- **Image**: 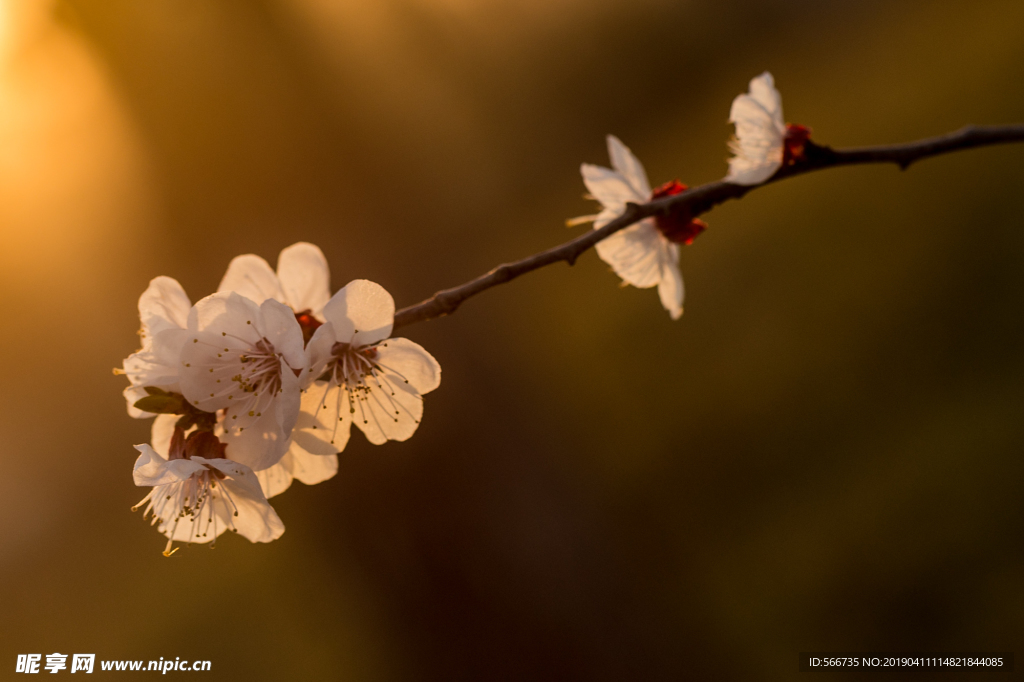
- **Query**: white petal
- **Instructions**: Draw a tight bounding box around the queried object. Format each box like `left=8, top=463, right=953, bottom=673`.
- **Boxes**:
left=322, top=279, right=395, bottom=347
left=594, top=220, right=664, bottom=289
left=178, top=329, right=251, bottom=413
left=299, top=381, right=352, bottom=453
left=745, top=72, right=784, bottom=127
left=138, top=276, right=191, bottom=346
left=121, top=328, right=188, bottom=417
left=217, top=254, right=286, bottom=305
left=606, top=135, right=651, bottom=198
left=123, top=327, right=188, bottom=385
left=276, top=362, right=302, bottom=438
left=187, top=292, right=263, bottom=341
left=352, top=370, right=425, bottom=445
left=198, top=457, right=285, bottom=543
left=726, top=151, right=781, bottom=186
left=726, top=72, right=786, bottom=186
left=150, top=414, right=178, bottom=459
left=303, top=322, right=337, bottom=389
left=657, top=246, right=684, bottom=320
left=259, top=298, right=307, bottom=372
left=286, top=449, right=338, bottom=486
left=265, top=417, right=341, bottom=494
left=219, top=410, right=291, bottom=471
left=277, top=242, right=331, bottom=316
left=132, top=444, right=205, bottom=487
left=374, top=337, right=441, bottom=395
left=256, top=454, right=295, bottom=499
left=580, top=164, right=646, bottom=218
left=253, top=392, right=345, bottom=498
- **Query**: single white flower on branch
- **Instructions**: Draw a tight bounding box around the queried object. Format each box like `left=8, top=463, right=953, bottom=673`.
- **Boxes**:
left=576, top=135, right=707, bottom=320
left=726, top=71, right=811, bottom=185
left=303, top=279, right=441, bottom=450
left=132, top=416, right=283, bottom=556
left=179, top=292, right=307, bottom=471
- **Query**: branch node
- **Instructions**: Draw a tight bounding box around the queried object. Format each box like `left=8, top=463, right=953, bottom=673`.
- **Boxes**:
left=494, top=264, right=513, bottom=283
left=436, top=293, right=461, bottom=315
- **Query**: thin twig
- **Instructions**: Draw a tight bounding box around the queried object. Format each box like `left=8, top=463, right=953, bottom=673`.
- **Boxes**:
left=393, top=124, right=1024, bottom=330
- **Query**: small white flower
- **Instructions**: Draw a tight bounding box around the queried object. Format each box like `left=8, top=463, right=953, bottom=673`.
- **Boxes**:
left=302, top=280, right=441, bottom=450
left=179, top=292, right=307, bottom=471
left=578, top=135, right=706, bottom=320
left=217, top=242, right=340, bottom=495
left=132, top=419, right=284, bottom=555
left=726, top=71, right=810, bottom=186
left=120, top=277, right=192, bottom=418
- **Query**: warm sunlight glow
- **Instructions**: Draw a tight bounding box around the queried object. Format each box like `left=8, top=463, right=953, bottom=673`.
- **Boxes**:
left=0, top=0, right=155, bottom=296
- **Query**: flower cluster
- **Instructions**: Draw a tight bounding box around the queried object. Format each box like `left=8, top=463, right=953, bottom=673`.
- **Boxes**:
left=119, top=243, right=441, bottom=554
left=574, top=71, right=809, bottom=318
left=119, top=72, right=805, bottom=554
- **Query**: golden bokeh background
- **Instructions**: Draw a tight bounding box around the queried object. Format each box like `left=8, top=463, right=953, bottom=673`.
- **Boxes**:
left=1, top=0, right=1023, bottom=679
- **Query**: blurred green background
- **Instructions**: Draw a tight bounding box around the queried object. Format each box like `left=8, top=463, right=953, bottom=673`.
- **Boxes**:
left=1, top=0, right=1023, bottom=679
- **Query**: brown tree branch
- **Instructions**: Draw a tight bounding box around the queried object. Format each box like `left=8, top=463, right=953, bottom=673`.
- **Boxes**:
left=392, top=124, right=1024, bottom=330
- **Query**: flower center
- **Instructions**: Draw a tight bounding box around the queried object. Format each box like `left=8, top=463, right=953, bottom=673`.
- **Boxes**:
left=783, top=124, right=811, bottom=166
left=232, top=339, right=282, bottom=396
left=294, top=310, right=322, bottom=346
left=651, top=180, right=708, bottom=245
left=132, top=460, right=240, bottom=556
left=328, top=342, right=379, bottom=389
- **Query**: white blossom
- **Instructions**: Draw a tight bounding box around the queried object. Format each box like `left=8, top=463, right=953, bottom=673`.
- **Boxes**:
left=578, top=135, right=706, bottom=320
left=302, top=280, right=441, bottom=450
left=178, top=292, right=307, bottom=471
left=726, top=71, right=810, bottom=186
left=218, top=241, right=331, bottom=333
left=132, top=417, right=283, bottom=555
left=216, top=242, right=341, bottom=494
